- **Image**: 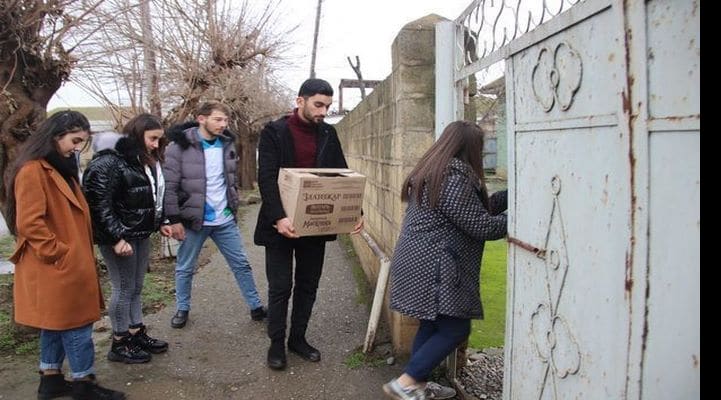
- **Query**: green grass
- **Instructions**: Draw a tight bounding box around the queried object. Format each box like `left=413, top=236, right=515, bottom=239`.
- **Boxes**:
left=0, top=310, right=39, bottom=355
left=338, top=235, right=373, bottom=308
left=0, top=235, right=16, bottom=259
left=0, top=324, right=16, bottom=353
left=468, top=239, right=507, bottom=350
left=141, top=273, right=174, bottom=313
left=343, top=347, right=387, bottom=369
left=14, top=337, right=39, bottom=355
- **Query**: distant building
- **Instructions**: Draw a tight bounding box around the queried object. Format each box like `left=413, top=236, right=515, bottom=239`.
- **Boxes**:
left=478, top=76, right=507, bottom=177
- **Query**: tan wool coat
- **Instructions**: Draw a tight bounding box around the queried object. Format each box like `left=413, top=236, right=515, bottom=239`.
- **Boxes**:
left=9, top=159, right=104, bottom=330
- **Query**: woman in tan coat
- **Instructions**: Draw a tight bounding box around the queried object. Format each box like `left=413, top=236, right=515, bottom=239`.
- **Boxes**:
left=5, top=111, right=125, bottom=400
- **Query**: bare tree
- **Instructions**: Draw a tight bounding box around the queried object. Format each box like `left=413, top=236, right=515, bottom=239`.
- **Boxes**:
left=141, top=0, right=160, bottom=116
left=68, top=0, right=294, bottom=188
left=0, top=0, right=292, bottom=198
left=158, top=0, right=293, bottom=189
left=346, top=55, right=366, bottom=99
left=0, top=0, right=108, bottom=206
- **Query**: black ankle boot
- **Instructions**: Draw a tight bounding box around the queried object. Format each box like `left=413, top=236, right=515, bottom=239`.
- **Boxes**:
left=288, top=337, right=321, bottom=362
left=267, top=340, right=287, bottom=370
left=107, top=334, right=151, bottom=364
left=131, top=325, right=168, bottom=354
left=72, top=376, right=126, bottom=400
left=37, top=372, right=72, bottom=400
left=250, top=306, right=267, bottom=321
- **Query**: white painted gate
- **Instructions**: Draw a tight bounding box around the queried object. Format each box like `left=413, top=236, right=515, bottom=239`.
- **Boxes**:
left=436, top=0, right=700, bottom=398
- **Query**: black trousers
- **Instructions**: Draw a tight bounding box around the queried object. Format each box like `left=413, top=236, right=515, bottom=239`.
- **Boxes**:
left=265, top=237, right=326, bottom=342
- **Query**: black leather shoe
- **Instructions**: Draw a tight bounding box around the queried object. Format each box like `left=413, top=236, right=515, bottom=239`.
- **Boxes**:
left=72, top=375, right=126, bottom=400
left=267, top=342, right=287, bottom=370
left=288, top=338, right=321, bottom=362
left=170, top=310, right=188, bottom=329
left=250, top=306, right=267, bottom=321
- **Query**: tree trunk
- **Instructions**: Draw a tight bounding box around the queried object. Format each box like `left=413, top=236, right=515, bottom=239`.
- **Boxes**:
left=234, top=123, right=258, bottom=190
left=141, top=0, right=161, bottom=116
left=0, top=55, right=65, bottom=208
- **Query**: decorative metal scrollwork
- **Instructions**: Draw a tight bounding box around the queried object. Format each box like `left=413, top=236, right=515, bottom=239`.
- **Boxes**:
left=532, top=42, right=583, bottom=112
left=456, top=0, right=583, bottom=63
left=511, top=176, right=581, bottom=399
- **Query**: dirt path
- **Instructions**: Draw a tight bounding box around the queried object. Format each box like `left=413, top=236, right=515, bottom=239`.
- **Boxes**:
left=0, top=202, right=404, bottom=400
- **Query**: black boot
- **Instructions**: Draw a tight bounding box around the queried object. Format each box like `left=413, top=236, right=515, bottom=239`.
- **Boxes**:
left=130, top=325, right=168, bottom=354
left=72, top=376, right=126, bottom=400
left=37, top=372, right=72, bottom=400
left=170, top=310, right=188, bottom=328
left=287, top=336, right=321, bottom=362
left=250, top=306, right=267, bottom=321
left=267, top=340, right=287, bottom=370
left=107, top=334, right=151, bottom=364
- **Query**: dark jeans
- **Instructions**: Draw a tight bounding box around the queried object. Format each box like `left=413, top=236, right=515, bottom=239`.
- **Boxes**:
left=405, top=315, right=471, bottom=381
left=265, top=237, right=326, bottom=343
left=99, top=238, right=150, bottom=335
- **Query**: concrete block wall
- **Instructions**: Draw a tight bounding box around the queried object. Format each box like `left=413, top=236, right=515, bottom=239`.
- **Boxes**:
left=335, top=14, right=445, bottom=355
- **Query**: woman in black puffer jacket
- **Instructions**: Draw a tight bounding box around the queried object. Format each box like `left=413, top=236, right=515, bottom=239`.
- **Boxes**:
left=83, top=113, right=172, bottom=365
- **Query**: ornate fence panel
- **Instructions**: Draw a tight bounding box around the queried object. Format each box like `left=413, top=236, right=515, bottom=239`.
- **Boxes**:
left=436, top=0, right=699, bottom=398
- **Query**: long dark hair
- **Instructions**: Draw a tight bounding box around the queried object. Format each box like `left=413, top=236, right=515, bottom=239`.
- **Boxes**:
left=401, top=120, right=489, bottom=209
left=121, top=113, right=167, bottom=164
left=4, top=110, right=90, bottom=235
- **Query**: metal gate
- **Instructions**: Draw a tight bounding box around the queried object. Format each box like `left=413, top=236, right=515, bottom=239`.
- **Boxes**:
left=436, top=0, right=700, bottom=398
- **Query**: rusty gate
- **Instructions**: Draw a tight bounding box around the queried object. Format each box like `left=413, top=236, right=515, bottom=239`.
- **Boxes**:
left=435, top=0, right=700, bottom=398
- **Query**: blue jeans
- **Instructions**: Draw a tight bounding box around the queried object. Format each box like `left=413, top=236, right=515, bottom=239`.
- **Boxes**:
left=404, top=315, right=471, bottom=381
left=40, top=324, right=95, bottom=379
left=175, top=220, right=262, bottom=312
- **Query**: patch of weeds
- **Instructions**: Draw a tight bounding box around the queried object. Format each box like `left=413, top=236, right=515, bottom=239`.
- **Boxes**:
left=141, top=273, right=174, bottom=314
left=0, top=274, right=12, bottom=298
left=0, top=234, right=16, bottom=259
left=0, top=329, right=16, bottom=353
left=14, top=336, right=39, bottom=355
left=338, top=235, right=373, bottom=308
left=343, top=347, right=387, bottom=369
left=0, top=310, right=39, bottom=355
left=0, top=310, right=14, bottom=352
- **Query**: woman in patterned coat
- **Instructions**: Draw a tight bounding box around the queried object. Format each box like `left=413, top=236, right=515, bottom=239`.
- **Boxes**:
left=383, top=121, right=508, bottom=400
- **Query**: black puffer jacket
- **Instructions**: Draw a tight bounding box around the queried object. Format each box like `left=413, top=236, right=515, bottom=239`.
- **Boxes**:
left=83, top=136, right=161, bottom=245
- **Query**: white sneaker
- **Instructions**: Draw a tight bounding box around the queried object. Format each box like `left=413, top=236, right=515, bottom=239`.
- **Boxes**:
left=424, top=381, right=456, bottom=399
left=383, top=378, right=427, bottom=400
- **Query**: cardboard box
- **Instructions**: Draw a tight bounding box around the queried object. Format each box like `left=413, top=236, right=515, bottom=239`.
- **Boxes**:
left=278, top=168, right=366, bottom=236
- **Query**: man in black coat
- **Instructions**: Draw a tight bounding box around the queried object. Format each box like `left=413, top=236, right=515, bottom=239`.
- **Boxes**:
left=254, top=78, right=363, bottom=370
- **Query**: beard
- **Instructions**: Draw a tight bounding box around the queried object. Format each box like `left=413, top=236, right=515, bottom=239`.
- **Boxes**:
left=200, top=121, right=222, bottom=137
left=301, top=107, right=323, bottom=124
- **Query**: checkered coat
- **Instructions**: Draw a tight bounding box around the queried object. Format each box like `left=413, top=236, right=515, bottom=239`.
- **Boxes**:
left=389, top=158, right=507, bottom=320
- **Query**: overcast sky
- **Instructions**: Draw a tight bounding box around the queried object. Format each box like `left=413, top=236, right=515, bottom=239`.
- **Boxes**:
left=48, top=0, right=473, bottom=111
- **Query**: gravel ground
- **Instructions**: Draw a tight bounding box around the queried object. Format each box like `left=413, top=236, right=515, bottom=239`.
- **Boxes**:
left=456, top=349, right=504, bottom=400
